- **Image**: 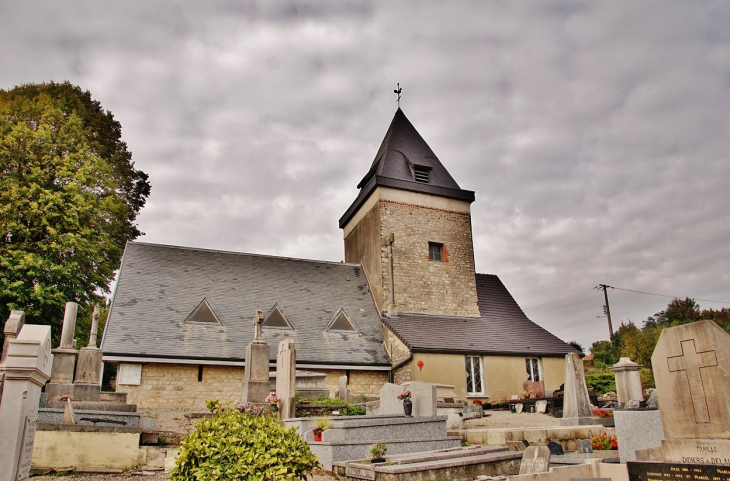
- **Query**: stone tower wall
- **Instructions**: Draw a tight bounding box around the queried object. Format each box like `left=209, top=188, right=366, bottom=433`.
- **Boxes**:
left=380, top=199, right=480, bottom=317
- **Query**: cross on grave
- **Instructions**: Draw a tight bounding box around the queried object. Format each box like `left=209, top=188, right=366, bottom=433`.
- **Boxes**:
left=667, top=339, right=718, bottom=424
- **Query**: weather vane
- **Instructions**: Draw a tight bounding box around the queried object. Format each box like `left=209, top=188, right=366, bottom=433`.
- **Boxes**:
left=394, top=83, right=402, bottom=107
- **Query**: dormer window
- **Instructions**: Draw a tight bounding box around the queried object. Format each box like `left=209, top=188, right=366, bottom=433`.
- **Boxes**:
left=325, top=308, right=359, bottom=333
left=183, top=298, right=221, bottom=324
left=413, top=165, right=430, bottom=183
left=263, top=304, right=293, bottom=329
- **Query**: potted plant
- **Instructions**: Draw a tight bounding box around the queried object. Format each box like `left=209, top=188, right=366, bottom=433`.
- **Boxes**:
left=397, top=390, right=412, bottom=417
left=312, top=418, right=331, bottom=442
left=370, top=442, right=387, bottom=463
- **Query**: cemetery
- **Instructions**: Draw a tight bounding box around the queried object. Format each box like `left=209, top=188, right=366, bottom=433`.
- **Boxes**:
left=2, top=304, right=730, bottom=481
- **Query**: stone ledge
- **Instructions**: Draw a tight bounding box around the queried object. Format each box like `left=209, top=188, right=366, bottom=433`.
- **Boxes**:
left=37, top=423, right=142, bottom=434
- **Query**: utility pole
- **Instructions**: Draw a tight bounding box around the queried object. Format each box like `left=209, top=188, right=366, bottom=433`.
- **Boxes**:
left=598, top=284, right=614, bottom=339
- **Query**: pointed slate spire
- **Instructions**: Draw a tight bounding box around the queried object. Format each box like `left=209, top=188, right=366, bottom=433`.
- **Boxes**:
left=340, top=108, right=474, bottom=228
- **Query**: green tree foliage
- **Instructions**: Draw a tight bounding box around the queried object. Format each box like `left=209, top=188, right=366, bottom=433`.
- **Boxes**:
left=584, top=373, right=616, bottom=396
left=568, top=341, right=584, bottom=353
left=0, top=82, right=149, bottom=345
left=171, top=405, right=319, bottom=480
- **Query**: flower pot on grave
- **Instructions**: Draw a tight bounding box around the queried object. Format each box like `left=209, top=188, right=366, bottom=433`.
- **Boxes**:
left=313, top=428, right=323, bottom=442
left=403, top=399, right=413, bottom=417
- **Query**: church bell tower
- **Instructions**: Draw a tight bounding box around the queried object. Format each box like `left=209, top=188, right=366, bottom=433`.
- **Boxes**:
left=339, top=109, right=480, bottom=318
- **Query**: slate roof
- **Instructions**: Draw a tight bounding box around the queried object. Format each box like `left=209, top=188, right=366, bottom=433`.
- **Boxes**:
left=382, top=274, right=579, bottom=357
left=101, top=242, right=390, bottom=367
left=339, top=108, right=475, bottom=228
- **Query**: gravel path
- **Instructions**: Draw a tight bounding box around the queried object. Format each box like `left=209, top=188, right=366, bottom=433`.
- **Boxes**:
left=464, top=410, right=561, bottom=429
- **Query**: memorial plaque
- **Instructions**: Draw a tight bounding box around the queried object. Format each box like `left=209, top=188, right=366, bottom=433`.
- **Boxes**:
left=16, top=416, right=36, bottom=480
left=628, top=461, right=730, bottom=481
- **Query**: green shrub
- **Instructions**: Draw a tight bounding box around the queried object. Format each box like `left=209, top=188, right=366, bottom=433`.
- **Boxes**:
left=171, top=405, right=319, bottom=480
left=345, top=404, right=366, bottom=416
left=585, top=373, right=616, bottom=396
left=308, top=396, right=346, bottom=406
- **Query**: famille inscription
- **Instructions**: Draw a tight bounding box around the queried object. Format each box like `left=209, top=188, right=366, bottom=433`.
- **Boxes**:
left=681, top=444, right=730, bottom=466
left=628, top=462, right=730, bottom=481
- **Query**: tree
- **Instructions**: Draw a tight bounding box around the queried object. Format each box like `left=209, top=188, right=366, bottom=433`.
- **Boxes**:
left=0, top=82, right=150, bottom=345
left=645, top=297, right=701, bottom=328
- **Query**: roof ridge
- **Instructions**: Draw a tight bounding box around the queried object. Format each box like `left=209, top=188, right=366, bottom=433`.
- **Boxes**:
left=127, top=241, right=361, bottom=268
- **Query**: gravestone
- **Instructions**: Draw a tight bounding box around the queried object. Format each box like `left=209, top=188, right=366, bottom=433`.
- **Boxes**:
left=370, top=383, right=406, bottom=416
left=0, top=324, right=53, bottom=481
left=519, top=446, right=551, bottom=475
left=1, top=310, right=25, bottom=366
left=338, top=375, right=349, bottom=402
left=45, top=302, right=79, bottom=401
left=561, top=352, right=599, bottom=426
left=610, top=357, right=644, bottom=406
left=632, top=320, right=730, bottom=477
left=535, top=400, right=548, bottom=413
left=407, top=381, right=437, bottom=417
left=241, top=310, right=271, bottom=404
left=275, top=338, right=296, bottom=420
left=74, top=305, right=103, bottom=401
left=577, top=439, right=593, bottom=453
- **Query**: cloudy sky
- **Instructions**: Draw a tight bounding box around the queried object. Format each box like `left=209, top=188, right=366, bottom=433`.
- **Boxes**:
left=3, top=1, right=729, bottom=351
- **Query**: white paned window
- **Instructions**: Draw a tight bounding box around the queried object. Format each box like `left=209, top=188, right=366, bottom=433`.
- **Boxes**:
left=118, top=363, right=142, bottom=385
left=526, top=358, right=542, bottom=382
left=465, top=355, right=484, bottom=395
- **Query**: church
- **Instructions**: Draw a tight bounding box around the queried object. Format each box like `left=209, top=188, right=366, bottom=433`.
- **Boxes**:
left=100, top=108, right=577, bottom=408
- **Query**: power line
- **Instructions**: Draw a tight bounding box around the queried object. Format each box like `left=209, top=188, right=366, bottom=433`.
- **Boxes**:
left=523, top=288, right=598, bottom=311
left=612, top=287, right=730, bottom=304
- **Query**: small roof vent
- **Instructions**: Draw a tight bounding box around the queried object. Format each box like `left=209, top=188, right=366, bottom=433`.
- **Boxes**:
left=325, top=308, right=359, bottom=333
left=183, top=298, right=221, bottom=324
left=263, top=304, right=294, bottom=329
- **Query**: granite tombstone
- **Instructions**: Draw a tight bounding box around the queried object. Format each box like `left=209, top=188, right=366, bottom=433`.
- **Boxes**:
left=632, top=321, right=730, bottom=478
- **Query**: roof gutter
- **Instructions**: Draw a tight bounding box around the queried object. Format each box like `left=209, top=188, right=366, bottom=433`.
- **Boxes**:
left=102, top=354, right=392, bottom=370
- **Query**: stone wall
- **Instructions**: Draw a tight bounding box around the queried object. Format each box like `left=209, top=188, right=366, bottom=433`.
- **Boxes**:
left=379, top=199, right=480, bottom=317
left=393, top=362, right=412, bottom=385
left=383, top=325, right=411, bottom=365
left=308, top=368, right=388, bottom=398
left=349, top=370, right=388, bottom=397
left=343, top=204, right=383, bottom=310
left=116, top=364, right=245, bottom=408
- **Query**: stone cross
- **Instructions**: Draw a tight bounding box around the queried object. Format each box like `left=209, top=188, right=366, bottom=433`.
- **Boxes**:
left=253, top=309, right=264, bottom=342
left=0, top=324, right=53, bottom=481
left=88, top=304, right=101, bottom=347
left=275, top=339, right=296, bottom=420
left=667, top=339, right=717, bottom=423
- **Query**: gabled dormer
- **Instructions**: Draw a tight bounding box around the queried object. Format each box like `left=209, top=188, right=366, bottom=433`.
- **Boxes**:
left=183, top=298, right=221, bottom=324
left=263, top=304, right=294, bottom=329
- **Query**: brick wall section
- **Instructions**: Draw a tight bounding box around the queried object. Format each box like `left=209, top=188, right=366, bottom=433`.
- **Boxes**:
left=344, top=205, right=384, bottom=311
left=118, top=364, right=389, bottom=407
left=308, top=368, right=388, bottom=398
left=117, top=364, right=245, bottom=408
left=393, top=363, right=412, bottom=385
left=349, top=370, right=388, bottom=397
left=379, top=200, right=480, bottom=317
